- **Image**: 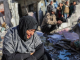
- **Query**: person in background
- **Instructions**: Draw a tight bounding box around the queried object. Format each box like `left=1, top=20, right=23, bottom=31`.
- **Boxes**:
left=56, top=3, right=67, bottom=22
left=47, top=1, right=53, bottom=14
left=61, top=3, right=65, bottom=17
left=57, top=3, right=62, bottom=19
left=73, top=1, right=77, bottom=13
left=62, top=1, right=69, bottom=19
left=41, top=9, right=62, bottom=36
left=69, top=3, right=73, bottom=17
left=2, top=16, right=52, bottom=60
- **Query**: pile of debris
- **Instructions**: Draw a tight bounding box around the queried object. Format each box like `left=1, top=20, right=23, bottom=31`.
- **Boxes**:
left=36, top=28, right=80, bottom=60
left=0, top=22, right=8, bottom=60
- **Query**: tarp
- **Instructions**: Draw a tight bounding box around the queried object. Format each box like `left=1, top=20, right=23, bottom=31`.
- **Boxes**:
left=63, top=32, right=79, bottom=42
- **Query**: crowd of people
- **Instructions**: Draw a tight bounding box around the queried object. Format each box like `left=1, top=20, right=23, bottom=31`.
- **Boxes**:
left=41, top=1, right=77, bottom=36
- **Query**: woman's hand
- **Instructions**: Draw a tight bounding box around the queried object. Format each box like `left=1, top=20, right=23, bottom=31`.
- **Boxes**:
left=30, top=52, right=35, bottom=55
left=67, top=14, right=69, bottom=17
left=57, top=20, right=62, bottom=24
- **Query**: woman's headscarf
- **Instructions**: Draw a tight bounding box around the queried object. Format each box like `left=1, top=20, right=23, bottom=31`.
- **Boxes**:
left=18, top=16, right=38, bottom=41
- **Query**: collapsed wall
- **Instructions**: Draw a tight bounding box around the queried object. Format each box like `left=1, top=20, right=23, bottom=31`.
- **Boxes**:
left=4, top=0, right=41, bottom=27
left=56, top=3, right=80, bottom=32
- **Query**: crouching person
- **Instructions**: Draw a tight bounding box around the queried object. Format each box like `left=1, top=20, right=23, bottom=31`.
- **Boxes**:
left=2, top=16, right=52, bottom=60
left=41, top=9, right=62, bottom=35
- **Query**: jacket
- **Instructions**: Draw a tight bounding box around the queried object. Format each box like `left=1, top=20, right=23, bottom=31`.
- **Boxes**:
left=41, top=13, right=57, bottom=27
left=47, top=4, right=53, bottom=13
left=2, top=27, right=44, bottom=60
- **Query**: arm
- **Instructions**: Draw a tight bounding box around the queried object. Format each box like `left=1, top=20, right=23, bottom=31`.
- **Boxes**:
left=47, top=5, right=49, bottom=12
left=33, top=43, right=44, bottom=60
left=2, top=53, right=30, bottom=60
left=2, top=30, right=30, bottom=60
left=33, top=33, right=44, bottom=60
left=73, top=5, right=76, bottom=13
left=62, top=5, right=65, bottom=16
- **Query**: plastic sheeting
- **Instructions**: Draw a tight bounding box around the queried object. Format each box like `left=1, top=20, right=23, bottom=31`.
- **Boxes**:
left=63, top=32, right=79, bottom=42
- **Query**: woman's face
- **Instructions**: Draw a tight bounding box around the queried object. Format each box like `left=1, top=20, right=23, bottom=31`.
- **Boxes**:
left=59, top=3, right=62, bottom=7
left=26, top=29, right=35, bottom=39
left=51, top=11, right=55, bottom=14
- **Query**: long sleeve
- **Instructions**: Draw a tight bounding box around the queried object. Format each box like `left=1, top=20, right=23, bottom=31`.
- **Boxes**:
left=33, top=33, right=44, bottom=60
left=2, top=30, right=30, bottom=60
left=47, top=5, right=50, bottom=12
left=47, top=5, right=53, bottom=13
left=73, top=5, right=76, bottom=13
left=2, top=53, right=30, bottom=60
left=33, top=43, right=44, bottom=60
left=62, top=5, right=65, bottom=15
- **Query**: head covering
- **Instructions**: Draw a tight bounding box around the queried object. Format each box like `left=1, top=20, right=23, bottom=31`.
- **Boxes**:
left=18, top=16, right=38, bottom=41
left=51, top=8, right=56, bottom=13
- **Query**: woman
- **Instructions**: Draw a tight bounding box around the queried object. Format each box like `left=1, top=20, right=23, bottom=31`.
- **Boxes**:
left=57, top=3, right=62, bottom=18
left=2, top=16, right=52, bottom=60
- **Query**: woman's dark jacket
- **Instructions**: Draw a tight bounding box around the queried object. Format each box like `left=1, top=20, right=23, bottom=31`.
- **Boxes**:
left=2, top=27, right=44, bottom=60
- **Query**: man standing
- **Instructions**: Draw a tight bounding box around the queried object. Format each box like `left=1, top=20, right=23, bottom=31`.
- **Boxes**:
left=73, top=1, right=76, bottom=13
left=47, top=1, right=54, bottom=14
left=62, top=1, right=69, bottom=19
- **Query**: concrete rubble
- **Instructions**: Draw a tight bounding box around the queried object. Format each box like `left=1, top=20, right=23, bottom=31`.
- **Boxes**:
left=36, top=30, right=80, bottom=60
left=0, top=26, right=7, bottom=60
